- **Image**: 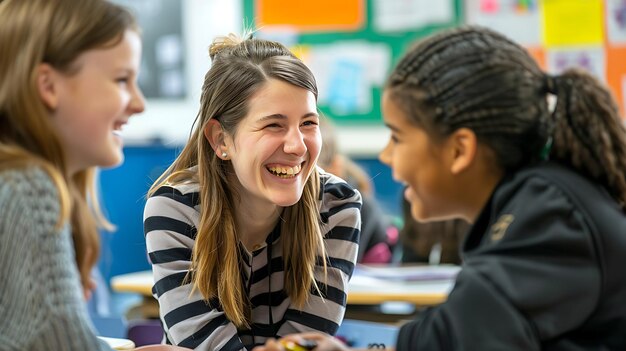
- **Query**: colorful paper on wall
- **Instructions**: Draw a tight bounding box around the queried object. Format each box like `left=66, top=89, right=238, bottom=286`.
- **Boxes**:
left=373, top=0, right=454, bottom=32
left=606, top=0, right=626, bottom=46
left=541, top=0, right=604, bottom=46
left=606, top=46, right=626, bottom=115
left=526, top=46, right=547, bottom=69
left=547, top=46, right=605, bottom=82
left=302, top=41, right=391, bottom=115
left=466, top=0, right=541, bottom=45
left=256, top=0, right=364, bottom=32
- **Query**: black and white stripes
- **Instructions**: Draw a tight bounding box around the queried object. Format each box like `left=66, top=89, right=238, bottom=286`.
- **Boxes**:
left=144, top=169, right=361, bottom=350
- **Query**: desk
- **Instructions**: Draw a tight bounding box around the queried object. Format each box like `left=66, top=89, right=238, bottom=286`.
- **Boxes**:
left=111, top=271, right=159, bottom=319
left=111, top=270, right=154, bottom=296
left=98, top=336, right=135, bottom=350
left=348, top=264, right=458, bottom=306
left=348, top=275, right=454, bottom=305
left=111, top=265, right=457, bottom=307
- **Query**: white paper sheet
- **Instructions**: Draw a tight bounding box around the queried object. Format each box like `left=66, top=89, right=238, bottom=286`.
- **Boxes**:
left=547, top=46, right=606, bottom=82
left=373, top=0, right=454, bottom=32
left=466, top=0, right=541, bottom=46
left=606, top=0, right=626, bottom=46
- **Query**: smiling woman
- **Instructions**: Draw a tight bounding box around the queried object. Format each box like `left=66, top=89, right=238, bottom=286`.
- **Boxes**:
left=206, top=78, right=321, bottom=210
left=144, top=34, right=362, bottom=350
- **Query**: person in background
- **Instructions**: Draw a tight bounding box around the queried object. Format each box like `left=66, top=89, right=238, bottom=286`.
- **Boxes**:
left=144, top=34, right=361, bottom=350
left=256, top=25, right=626, bottom=350
left=399, top=194, right=468, bottom=265
left=0, top=0, right=188, bottom=350
left=318, top=118, right=396, bottom=263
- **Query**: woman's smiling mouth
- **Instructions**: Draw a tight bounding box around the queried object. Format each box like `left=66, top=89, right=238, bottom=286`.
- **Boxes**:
left=266, top=163, right=303, bottom=178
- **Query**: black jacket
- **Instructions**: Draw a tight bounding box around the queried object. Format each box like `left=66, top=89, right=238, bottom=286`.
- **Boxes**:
left=396, top=162, right=626, bottom=350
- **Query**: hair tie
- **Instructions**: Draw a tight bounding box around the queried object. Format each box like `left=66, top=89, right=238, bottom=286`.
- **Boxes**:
left=543, top=74, right=558, bottom=95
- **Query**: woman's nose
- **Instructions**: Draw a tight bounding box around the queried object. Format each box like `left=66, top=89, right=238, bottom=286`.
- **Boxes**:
left=283, top=129, right=306, bottom=156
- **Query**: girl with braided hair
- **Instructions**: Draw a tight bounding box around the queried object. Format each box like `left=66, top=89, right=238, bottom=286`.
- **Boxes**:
left=256, top=25, right=626, bottom=351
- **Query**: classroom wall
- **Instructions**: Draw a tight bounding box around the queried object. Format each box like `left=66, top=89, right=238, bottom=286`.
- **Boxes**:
left=118, top=0, right=240, bottom=145
left=119, top=0, right=626, bottom=148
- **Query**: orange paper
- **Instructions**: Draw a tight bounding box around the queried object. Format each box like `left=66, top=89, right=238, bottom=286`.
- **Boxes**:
left=606, top=46, right=626, bottom=117
left=256, top=0, right=364, bottom=32
left=526, top=46, right=546, bottom=70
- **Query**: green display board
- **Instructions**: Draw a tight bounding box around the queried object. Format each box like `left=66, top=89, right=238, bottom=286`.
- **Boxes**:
left=243, top=0, right=463, bottom=125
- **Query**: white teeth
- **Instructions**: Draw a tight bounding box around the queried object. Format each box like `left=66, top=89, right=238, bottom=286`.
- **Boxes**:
left=112, top=131, right=122, bottom=137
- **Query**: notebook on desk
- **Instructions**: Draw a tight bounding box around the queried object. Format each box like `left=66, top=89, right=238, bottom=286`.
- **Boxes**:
left=353, top=264, right=461, bottom=282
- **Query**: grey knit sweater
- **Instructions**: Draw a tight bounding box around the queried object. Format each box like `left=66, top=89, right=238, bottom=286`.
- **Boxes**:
left=0, top=167, right=111, bottom=350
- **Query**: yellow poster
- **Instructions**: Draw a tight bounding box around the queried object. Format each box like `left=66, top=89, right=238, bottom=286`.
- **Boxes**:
left=541, top=0, right=604, bottom=46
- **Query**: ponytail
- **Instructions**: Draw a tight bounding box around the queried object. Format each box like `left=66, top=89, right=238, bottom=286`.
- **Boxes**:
left=549, top=69, right=626, bottom=211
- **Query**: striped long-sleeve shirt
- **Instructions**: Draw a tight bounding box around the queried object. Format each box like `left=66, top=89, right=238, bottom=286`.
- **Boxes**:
left=144, top=169, right=361, bottom=351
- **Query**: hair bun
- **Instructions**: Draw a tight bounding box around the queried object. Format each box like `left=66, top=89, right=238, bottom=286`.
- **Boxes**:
left=208, top=33, right=243, bottom=60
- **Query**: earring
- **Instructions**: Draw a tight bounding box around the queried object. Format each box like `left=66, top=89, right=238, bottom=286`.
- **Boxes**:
left=221, top=152, right=227, bottom=158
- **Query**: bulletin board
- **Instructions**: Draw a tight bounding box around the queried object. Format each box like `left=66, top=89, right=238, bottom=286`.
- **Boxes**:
left=245, top=0, right=626, bottom=122
left=243, top=0, right=463, bottom=125
left=466, top=0, right=626, bottom=117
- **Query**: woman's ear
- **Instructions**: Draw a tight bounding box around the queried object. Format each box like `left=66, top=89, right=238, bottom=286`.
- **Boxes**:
left=448, top=128, right=477, bottom=175
left=37, top=63, right=59, bottom=110
left=204, top=119, right=229, bottom=159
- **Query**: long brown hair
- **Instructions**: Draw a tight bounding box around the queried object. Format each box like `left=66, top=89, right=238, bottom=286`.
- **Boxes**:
left=0, top=0, right=138, bottom=289
left=387, top=26, right=626, bottom=211
left=149, top=34, right=327, bottom=328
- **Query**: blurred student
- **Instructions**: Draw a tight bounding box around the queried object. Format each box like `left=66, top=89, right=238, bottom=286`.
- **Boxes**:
left=0, top=0, right=189, bottom=350
left=144, top=34, right=361, bottom=350
left=318, top=118, right=395, bottom=263
left=399, top=193, right=468, bottom=265
left=255, top=25, right=626, bottom=350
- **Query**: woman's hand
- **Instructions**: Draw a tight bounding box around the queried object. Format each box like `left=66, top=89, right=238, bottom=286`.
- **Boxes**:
left=253, top=332, right=352, bottom=351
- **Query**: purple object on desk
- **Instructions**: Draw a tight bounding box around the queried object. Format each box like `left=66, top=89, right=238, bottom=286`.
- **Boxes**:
left=127, top=319, right=163, bottom=346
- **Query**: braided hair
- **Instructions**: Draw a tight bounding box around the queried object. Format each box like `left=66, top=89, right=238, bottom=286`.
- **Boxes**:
left=387, top=26, right=626, bottom=211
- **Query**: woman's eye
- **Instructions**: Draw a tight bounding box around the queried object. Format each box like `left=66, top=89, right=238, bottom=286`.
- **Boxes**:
left=116, top=77, right=129, bottom=85
left=302, top=120, right=318, bottom=127
left=265, top=123, right=281, bottom=129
